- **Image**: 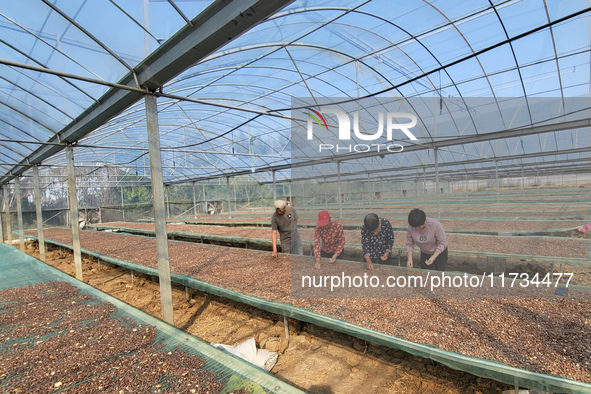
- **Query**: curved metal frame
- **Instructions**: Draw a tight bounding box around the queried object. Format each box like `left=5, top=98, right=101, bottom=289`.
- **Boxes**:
left=0, top=0, right=589, bottom=186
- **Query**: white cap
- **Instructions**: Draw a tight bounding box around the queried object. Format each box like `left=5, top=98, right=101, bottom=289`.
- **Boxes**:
left=274, top=200, right=286, bottom=209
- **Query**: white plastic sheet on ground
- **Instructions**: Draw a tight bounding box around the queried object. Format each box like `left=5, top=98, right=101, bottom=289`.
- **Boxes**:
left=211, top=338, right=278, bottom=372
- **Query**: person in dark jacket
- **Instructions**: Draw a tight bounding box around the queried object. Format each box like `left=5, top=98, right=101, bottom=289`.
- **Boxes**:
left=361, top=213, right=394, bottom=271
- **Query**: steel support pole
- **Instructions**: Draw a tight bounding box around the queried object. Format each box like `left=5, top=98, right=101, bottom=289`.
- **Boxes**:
left=301, top=182, right=305, bottom=206
left=434, top=148, right=441, bottom=219
left=121, top=186, right=126, bottom=222
left=521, top=166, right=525, bottom=198
left=33, top=166, right=46, bottom=262
left=465, top=172, right=468, bottom=197
left=4, top=186, right=12, bottom=245
left=0, top=189, right=4, bottom=244
left=284, top=315, right=290, bottom=339
left=145, top=94, right=174, bottom=325
left=272, top=171, right=276, bottom=202
left=14, top=177, right=25, bottom=251
left=66, top=146, right=83, bottom=280
left=337, top=161, right=342, bottom=219
left=65, top=188, right=70, bottom=228
left=495, top=160, right=500, bottom=203
left=192, top=181, right=197, bottom=218
left=226, top=176, right=232, bottom=218
left=202, top=184, right=207, bottom=214
left=368, top=173, right=372, bottom=207
left=165, top=185, right=170, bottom=219
left=422, top=168, right=426, bottom=198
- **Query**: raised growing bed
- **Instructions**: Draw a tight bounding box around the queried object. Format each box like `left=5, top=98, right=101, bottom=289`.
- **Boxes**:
left=162, top=216, right=588, bottom=232
left=0, top=244, right=302, bottom=394
left=25, top=228, right=591, bottom=389
left=97, top=221, right=590, bottom=259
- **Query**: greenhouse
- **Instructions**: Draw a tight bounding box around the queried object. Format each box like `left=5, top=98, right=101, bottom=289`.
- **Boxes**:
left=1, top=0, right=590, bottom=393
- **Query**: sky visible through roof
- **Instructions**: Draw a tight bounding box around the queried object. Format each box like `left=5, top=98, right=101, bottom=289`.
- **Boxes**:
left=0, top=0, right=589, bottom=187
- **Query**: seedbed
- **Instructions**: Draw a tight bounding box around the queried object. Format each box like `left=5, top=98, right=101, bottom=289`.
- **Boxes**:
left=26, top=228, right=591, bottom=386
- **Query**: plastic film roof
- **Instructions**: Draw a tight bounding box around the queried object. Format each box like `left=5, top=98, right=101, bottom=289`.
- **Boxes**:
left=0, top=0, right=590, bottom=186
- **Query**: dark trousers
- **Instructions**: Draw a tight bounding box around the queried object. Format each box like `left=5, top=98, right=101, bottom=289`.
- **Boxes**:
left=420, top=248, right=448, bottom=271
left=321, top=250, right=342, bottom=259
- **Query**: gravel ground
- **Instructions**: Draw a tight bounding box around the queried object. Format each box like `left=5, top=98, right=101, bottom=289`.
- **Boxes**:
left=25, top=228, right=591, bottom=384
left=102, top=221, right=590, bottom=259
left=0, top=281, right=249, bottom=393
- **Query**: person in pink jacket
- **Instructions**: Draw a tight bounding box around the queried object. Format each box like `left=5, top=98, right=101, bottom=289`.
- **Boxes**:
left=406, top=208, right=448, bottom=271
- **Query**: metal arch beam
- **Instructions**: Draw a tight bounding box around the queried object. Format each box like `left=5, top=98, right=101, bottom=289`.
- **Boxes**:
left=0, top=0, right=295, bottom=186
left=292, top=117, right=591, bottom=166
left=61, top=17, right=486, bottom=163
left=0, top=100, right=57, bottom=137
left=162, top=2, right=371, bottom=113
left=149, top=3, right=377, bottom=149
left=271, top=6, right=484, bottom=146
left=0, top=38, right=96, bottom=103
left=41, top=0, right=133, bottom=71
left=388, top=159, right=591, bottom=182
left=165, top=117, right=591, bottom=185
left=135, top=0, right=293, bottom=92
left=282, top=147, right=591, bottom=184
left=285, top=7, right=591, bottom=112
left=286, top=158, right=591, bottom=185
left=0, top=75, right=73, bottom=121
left=425, top=119, right=591, bottom=151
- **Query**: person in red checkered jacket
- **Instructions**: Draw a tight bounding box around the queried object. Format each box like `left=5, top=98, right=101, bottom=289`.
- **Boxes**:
left=313, top=211, right=345, bottom=269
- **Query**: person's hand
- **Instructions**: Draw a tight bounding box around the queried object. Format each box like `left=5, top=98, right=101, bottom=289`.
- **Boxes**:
left=314, top=259, right=321, bottom=269
left=271, top=250, right=278, bottom=258
left=425, top=256, right=435, bottom=265
left=365, top=255, right=374, bottom=271
left=380, top=251, right=390, bottom=261
left=329, top=254, right=337, bottom=264
left=407, top=257, right=413, bottom=268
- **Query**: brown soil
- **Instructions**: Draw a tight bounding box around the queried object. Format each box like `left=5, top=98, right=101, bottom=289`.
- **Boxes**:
left=102, top=221, right=590, bottom=259
left=21, top=228, right=591, bottom=383
left=23, top=240, right=513, bottom=394
left=0, top=281, right=239, bottom=393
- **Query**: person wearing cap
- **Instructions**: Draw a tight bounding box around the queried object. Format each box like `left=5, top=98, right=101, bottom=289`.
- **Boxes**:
left=406, top=208, right=448, bottom=271
left=313, top=211, right=345, bottom=269
left=361, top=213, right=394, bottom=271
left=271, top=200, right=303, bottom=257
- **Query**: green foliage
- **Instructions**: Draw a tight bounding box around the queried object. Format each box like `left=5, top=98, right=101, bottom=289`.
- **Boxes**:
left=123, top=186, right=151, bottom=204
